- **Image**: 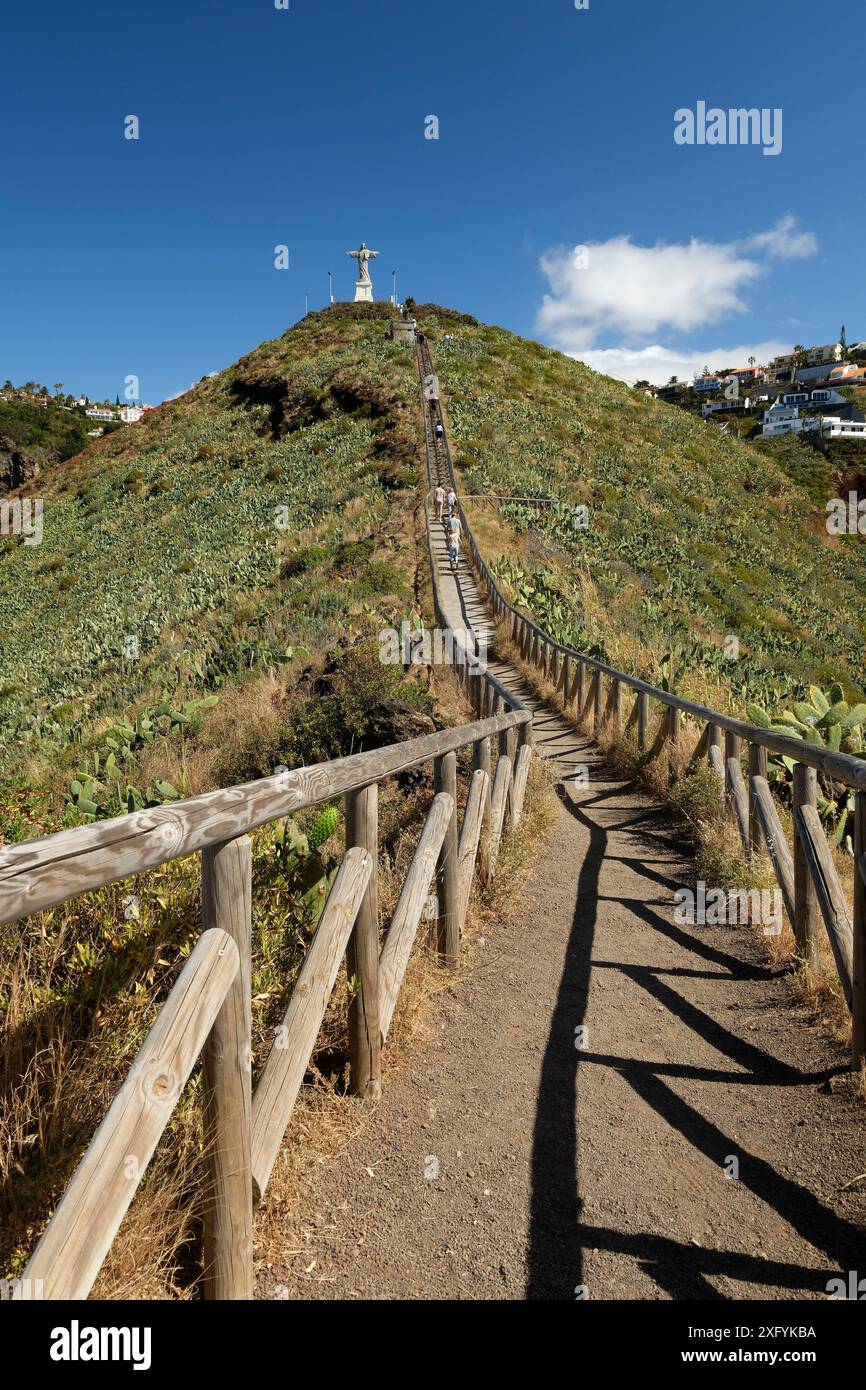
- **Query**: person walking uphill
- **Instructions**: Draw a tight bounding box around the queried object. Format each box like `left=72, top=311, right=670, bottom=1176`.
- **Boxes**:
left=434, top=484, right=445, bottom=522
left=447, top=512, right=462, bottom=570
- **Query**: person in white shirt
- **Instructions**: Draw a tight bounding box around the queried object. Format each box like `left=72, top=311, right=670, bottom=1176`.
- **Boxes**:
left=434, top=484, right=445, bottom=521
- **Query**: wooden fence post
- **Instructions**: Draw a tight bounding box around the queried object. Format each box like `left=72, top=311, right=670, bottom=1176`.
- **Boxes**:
left=611, top=679, right=622, bottom=739
left=793, top=764, right=821, bottom=971
left=667, top=706, right=680, bottom=780
left=725, top=731, right=742, bottom=820
left=593, top=671, right=604, bottom=735
left=201, top=836, right=253, bottom=1300
left=473, top=736, right=492, bottom=884
left=852, top=792, right=866, bottom=1067
left=637, top=692, right=649, bottom=754
left=748, top=744, right=768, bottom=858
left=345, top=785, right=382, bottom=1099
left=577, top=661, right=586, bottom=715
left=434, top=751, right=460, bottom=965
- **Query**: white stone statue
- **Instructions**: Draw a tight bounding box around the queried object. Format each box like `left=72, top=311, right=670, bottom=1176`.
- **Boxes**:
left=348, top=242, right=380, bottom=302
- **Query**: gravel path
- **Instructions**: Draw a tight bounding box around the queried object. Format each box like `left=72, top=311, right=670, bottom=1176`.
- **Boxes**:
left=256, top=524, right=865, bottom=1301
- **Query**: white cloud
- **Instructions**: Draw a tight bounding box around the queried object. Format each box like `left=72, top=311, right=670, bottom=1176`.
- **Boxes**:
left=535, top=217, right=817, bottom=376
left=538, top=236, right=762, bottom=348
left=743, top=214, right=818, bottom=261
left=575, top=340, right=795, bottom=387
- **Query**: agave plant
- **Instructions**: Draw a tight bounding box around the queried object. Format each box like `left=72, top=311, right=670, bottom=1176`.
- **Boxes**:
left=747, top=684, right=866, bottom=852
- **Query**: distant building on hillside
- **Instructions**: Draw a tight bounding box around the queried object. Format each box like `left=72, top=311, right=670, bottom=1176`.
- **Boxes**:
left=761, top=402, right=817, bottom=437
left=701, top=398, right=749, bottom=416
left=768, top=342, right=843, bottom=381
left=829, top=363, right=866, bottom=384
left=822, top=416, right=866, bottom=438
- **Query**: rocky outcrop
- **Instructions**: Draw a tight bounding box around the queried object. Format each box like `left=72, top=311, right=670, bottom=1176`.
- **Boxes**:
left=0, top=436, right=40, bottom=493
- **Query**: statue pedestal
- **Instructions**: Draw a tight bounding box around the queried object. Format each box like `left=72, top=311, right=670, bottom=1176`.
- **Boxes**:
left=354, top=281, right=374, bottom=303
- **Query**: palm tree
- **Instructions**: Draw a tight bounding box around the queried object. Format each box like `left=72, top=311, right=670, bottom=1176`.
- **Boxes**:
left=54, top=382, right=64, bottom=397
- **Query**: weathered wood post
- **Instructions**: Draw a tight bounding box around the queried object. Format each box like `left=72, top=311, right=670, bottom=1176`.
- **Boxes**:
left=637, top=691, right=649, bottom=754
left=724, top=731, right=742, bottom=820
left=593, top=670, right=604, bottom=736
left=667, top=706, right=680, bottom=781
left=708, top=723, right=722, bottom=766
left=202, top=836, right=253, bottom=1300
left=561, top=653, right=570, bottom=704
left=611, top=679, right=622, bottom=739
left=577, top=660, right=586, bottom=716
left=434, top=751, right=460, bottom=965
left=345, top=785, right=382, bottom=1098
left=748, top=743, right=768, bottom=858
left=550, top=646, right=559, bottom=690
left=473, top=735, right=493, bottom=884
left=501, top=718, right=517, bottom=828
left=793, top=764, right=821, bottom=971
left=851, top=792, right=866, bottom=1067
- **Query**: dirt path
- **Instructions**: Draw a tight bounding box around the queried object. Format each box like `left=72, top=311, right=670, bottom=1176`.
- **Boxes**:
left=256, top=521, right=866, bottom=1301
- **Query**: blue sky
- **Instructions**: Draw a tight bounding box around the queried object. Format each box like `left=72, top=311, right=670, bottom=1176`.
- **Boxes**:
left=2, top=0, right=863, bottom=397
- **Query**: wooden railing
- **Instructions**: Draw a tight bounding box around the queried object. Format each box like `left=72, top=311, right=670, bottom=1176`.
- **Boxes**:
left=6, top=373, right=537, bottom=1301
left=417, top=333, right=864, bottom=1065
left=453, top=470, right=866, bottom=1068
left=7, top=704, right=534, bottom=1299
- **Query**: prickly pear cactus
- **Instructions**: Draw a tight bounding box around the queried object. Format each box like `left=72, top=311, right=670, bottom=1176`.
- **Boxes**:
left=748, top=683, right=865, bottom=851
left=308, top=805, right=340, bottom=851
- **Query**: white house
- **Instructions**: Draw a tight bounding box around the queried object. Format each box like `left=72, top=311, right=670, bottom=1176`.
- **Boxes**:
left=760, top=402, right=819, bottom=437
left=822, top=417, right=866, bottom=439
left=86, top=407, right=117, bottom=422
left=118, top=405, right=144, bottom=424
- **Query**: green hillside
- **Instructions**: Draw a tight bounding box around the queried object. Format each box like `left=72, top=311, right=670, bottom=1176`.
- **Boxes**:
left=0, top=306, right=426, bottom=835
left=3, top=303, right=865, bottom=838
left=427, top=316, right=866, bottom=714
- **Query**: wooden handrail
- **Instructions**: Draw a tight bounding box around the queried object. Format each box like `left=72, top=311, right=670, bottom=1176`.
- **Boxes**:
left=0, top=709, right=528, bottom=928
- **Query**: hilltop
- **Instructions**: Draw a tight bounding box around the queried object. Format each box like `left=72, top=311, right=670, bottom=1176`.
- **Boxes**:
left=2, top=302, right=865, bottom=836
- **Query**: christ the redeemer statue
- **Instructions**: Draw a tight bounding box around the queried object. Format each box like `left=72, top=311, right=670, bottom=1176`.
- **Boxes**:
left=348, top=242, right=380, bottom=302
